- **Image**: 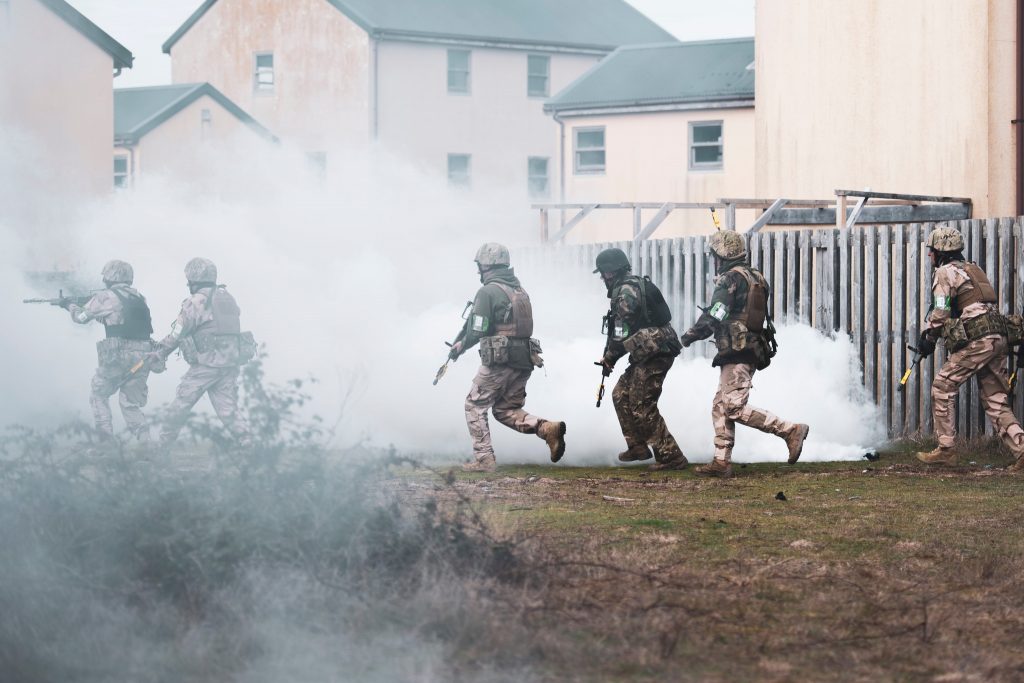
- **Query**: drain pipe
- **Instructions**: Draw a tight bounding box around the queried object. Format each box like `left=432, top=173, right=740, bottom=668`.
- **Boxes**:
left=553, top=110, right=567, bottom=232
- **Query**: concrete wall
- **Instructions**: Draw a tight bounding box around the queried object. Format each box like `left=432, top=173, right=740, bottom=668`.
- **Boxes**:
left=169, top=0, right=370, bottom=154
left=556, top=106, right=757, bottom=241
left=755, top=0, right=1017, bottom=217
left=0, top=0, right=115, bottom=199
left=376, top=41, right=598, bottom=197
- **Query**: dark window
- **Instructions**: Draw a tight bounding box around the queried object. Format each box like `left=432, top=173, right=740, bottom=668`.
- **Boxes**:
left=448, top=154, right=471, bottom=187
left=114, top=156, right=130, bottom=188
left=689, top=121, right=723, bottom=170
left=573, top=127, right=605, bottom=174
left=254, top=52, right=274, bottom=93
left=528, top=157, right=549, bottom=198
left=527, top=55, right=550, bottom=97
left=447, top=49, right=470, bottom=94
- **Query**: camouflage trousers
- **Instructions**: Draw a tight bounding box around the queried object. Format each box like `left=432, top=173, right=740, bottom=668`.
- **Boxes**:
left=932, top=334, right=1024, bottom=456
left=612, top=355, right=683, bottom=461
left=713, top=363, right=796, bottom=463
left=465, top=364, right=542, bottom=462
left=159, top=364, right=251, bottom=447
left=90, top=357, right=151, bottom=441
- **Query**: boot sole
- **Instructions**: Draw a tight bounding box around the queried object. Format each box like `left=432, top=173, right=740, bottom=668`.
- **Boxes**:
left=549, top=422, right=567, bottom=463
left=787, top=425, right=810, bottom=465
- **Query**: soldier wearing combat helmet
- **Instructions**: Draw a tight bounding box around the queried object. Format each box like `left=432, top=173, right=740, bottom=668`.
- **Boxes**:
left=915, top=226, right=1024, bottom=470
left=679, top=231, right=809, bottom=477
left=595, top=247, right=688, bottom=470
left=449, top=243, right=566, bottom=471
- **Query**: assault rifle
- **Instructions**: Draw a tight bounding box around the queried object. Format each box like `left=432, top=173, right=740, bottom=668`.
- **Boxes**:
left=22, top=289, right=95, bottom=307
left=595, top=361, right=611, bottom=408
left=433, top=301, right=473, bottom=386
left=897, top=345, right=923, bottom=393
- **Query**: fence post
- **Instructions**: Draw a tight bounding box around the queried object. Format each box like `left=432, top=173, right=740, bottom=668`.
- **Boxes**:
left=906, top=224, right=921, bottom=435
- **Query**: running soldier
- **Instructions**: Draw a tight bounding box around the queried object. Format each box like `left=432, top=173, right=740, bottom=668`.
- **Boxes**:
left=595, top=248, right=688, bottom=470
left=449, top=243, right=566, bottom=472
left=915, top=226, right=1024, bottom=470
left=680, top=231, right=809, bottom=477
left=149, top=258, right=255, bottom=450
left=63, top=259, right=159, bottom=444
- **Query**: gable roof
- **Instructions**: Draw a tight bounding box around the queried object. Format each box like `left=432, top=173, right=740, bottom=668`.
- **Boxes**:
left=114, top=83, right=276, bottom=145
left=545, top=38, right=755, bottom=114
left=39, top=0, right=133, bottom=70
left=164, top=0, right=674, bottom=54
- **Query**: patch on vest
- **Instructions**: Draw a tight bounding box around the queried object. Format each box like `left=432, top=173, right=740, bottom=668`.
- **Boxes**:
left=170, top=320, right=183, bottom=337
left=934, top=295, right=951, bottom=310
left=471, top=315, right=488, bottom=332
left=709, top=302, right=728, bottom=321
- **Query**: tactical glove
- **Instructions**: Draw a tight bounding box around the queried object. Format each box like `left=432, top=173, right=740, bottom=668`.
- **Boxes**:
left=57, top=297, right=73, bottom=310
left=680, top=331, right=699, bottom=348
left=917, top=332, right=936, bottom=358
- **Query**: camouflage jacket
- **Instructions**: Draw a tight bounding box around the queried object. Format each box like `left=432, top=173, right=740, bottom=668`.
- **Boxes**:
left=454, top=267, right=524, bottom=353
left=923, top=262, right=997, bottom=339
left=68, top=284, right=139, bottom=327
left=684, top=258, right=751, bottom=341
left=157, top=286, right=242, bottom=367
left=602, top=274, right=679, bottom=365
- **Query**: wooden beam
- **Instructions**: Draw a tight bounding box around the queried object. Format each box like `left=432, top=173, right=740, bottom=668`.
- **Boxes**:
left=635, top=203, right=675, bottom=241
left=770, top=204, right=972, bottom=226
left=834, top=189, right=972, bottom=205
left=845, top=195, right=869, bottom=228
left=748, top=198, right=788, bottom=233
left=547, top=204, right=597, bottom=243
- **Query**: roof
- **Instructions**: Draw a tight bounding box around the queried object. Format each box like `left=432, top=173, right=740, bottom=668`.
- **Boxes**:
left=114, top=83, right=276, bottom=145
left=39, top=0, right=133, bottom=70
left=163, top=0, right=675, bottom=54
left=545, top=38, right=755, bottom=114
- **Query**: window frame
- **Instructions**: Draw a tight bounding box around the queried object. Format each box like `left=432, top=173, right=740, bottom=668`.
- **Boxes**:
left=253, top=51, right=275, bottom=95
left=447, top=153, right=471, bottom=188
left=527, top=54, right=550, bottom=98
left=113, top=154, right=131, bottom=189
left=688, top=120, right=724, bottom=171
left=527, top=156, right=550, bottom=198
left=447, top=48, right=471, bottom=95
left=573, top=126, right=606, bottom=175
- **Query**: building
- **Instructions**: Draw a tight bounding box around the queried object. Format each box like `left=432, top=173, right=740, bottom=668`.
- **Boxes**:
left=755, top=0, right=1020, bottom=219
left=161, top=0, right=673, bottom=196
left=114, top=83, right=276, bottom=187
left=544, top=39, right=756, bottom=241
left=0, top=0, right=132, bottom=199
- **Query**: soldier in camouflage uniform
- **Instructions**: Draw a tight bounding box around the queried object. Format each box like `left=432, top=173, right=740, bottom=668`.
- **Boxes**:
left=680, top=232, right=809, bottom=477
left=915, top=226, right=1024, bottom=470
left=595, top=248, right=688, bottom=470
left=149, top=258, right=255, bottom=450
left=62, top=259, right=160, bottom=443
left=449, top=243, right=566, bottom=472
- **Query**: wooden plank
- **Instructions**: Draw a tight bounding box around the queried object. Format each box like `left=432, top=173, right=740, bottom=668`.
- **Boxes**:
left=999, top=218, right=1013, bottom=314
left=761, top=233, right=773, bottom=314
left=671, top=238, right=683, bottom=334
left=846, top=195, right=870, bottom=228
left=852, top=228, right=865, bottom=373
left=984, top=218, right=998, bottom=436
left=836, top=195, right=848, bottom=232
left=773, top=231, right=786, bottom=322
left=770, top=204, right=972, bottom=225
left=636, top=204, right=676, bottom=242
left=864, top=225, right=878, bottom=404
left=1016, top=219, right=1024, bottom=421
left=893, top=226, right=906, bottom=436
left=786, top=229, right=797, bottom=323
left=906, top=223, right=921, bottom=434
left=834, top=189, right=973, bottom=204
left=549, top=204, right=597, bottom=243
left=749, top=231, right=761, bottom=270
left=682, top=238, right=694, bottom=359
left=748, top=198, right=789, bottom=233
left=878, top=225, right=893, bottom=435
left=837, top=228, right=850, bottom=333
left=921, top=224, right=935, bottom=434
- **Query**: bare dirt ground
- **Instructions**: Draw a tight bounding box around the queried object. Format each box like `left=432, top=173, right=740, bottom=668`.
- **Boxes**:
left=394, top=445, right=1024, bottom=682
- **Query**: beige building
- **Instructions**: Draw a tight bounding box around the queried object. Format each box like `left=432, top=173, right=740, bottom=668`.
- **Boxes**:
left=755, top=0, right=1021, bottom=219
left=544, top=39, right=756, bottom=241
left=113, top=83, right=276, bottom=187
left=0, top=0, right=132, bottom=199
left=161, top=0, right=673, bottom=196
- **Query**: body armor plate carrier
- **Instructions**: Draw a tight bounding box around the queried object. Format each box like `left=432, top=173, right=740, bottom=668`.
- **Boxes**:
left=105, top=289, right=153, bottom=340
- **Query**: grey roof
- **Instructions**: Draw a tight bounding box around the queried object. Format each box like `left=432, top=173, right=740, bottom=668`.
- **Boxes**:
left=164, top=0, right=674, bottom=53
left=39, top=0, right=133, bottom=69
left=545, top=38, right=755, bottom=113
left=114, top=83, right=276, bottom=145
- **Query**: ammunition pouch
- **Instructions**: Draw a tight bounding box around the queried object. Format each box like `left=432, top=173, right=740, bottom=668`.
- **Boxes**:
left=96, top=337, right=154, bottom=367
left=479, top=335, right=532, bottom=368
left=180, top=336, right=200, bottom=365
left=714, top=321, right=773, bottom=370
left=529, top=338, right=544, bottom=368
left=1004, top=314, right=1024, bottom=347
left=193, top=331, right=258, bottom=364
left=943, top=312, right=1005, bottom=352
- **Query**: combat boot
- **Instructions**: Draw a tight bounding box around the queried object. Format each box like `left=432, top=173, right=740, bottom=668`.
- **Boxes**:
left=785, top=424, right=810, bottom=464
left=618, top=445, right=653, bottom=462
left=648, top=447, right=688, bottom=471
left=695, top=459, right=733, bottom=478
left=537, top=420, right=567, bottom=463
left=462, top=455, right=497, bottom=473
left=915, top=447, right=958, bottom=466
left=1006, top=456, right=1024, bottom=473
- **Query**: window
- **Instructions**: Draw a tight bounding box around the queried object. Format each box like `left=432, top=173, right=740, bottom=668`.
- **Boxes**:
left=0, top=0, right=9, bottom=29
left=114, top=155, right=130, bottom=188
left=527, top=55, right=549, bottom=97
left=573, top=127, right=605, bottom=174
left=447, top=49, right=470, bottom=94
left=448, top=154, right=471, bottom=187
left=528, top=157, right=549, bottom=198
left=254, top=52, right=274, bottom=93
left=689, top=121, right=723, bottom=170
left=200, top=108, right=212, bottom=139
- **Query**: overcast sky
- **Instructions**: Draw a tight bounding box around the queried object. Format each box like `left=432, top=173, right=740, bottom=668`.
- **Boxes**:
left=70, top=0, right=755, bottom=88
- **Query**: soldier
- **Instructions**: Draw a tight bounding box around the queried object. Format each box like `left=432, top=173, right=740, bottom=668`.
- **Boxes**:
left=915, top=226, right=1024, bottom=470
left=62, top=259, right=159, bottom=444
left=679, top=232, right=809, bottom=477
left=595, top=248, right=688, bottom=470
left=149, top=258, right=255, bottom=450
left=449, top=243, right=566, bottom=472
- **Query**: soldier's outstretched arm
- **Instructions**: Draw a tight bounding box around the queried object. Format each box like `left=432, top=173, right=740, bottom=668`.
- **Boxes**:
left=68, top=293, right=109, bottom=326
left=682, top=273, right=737, bottom=346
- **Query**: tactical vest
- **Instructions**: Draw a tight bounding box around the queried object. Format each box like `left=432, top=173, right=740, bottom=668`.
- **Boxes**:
left=952, top=262, right=996, bottom=315
left=629, top=276, right=672, bottom=328
left=105, top=288, right=153, bottom=340
left=490, top=282, right=534, bottom=339
left=726, top=267, right=769, bottom=332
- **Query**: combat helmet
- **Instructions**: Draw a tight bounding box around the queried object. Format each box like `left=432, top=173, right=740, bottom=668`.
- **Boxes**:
left=184, top=257, right=218, bottom=284
left=926, top=226, right=964, bottom=253
left=474, top=243, right=511, bottom=268
left=708, top=231, right=747, bottom=260
left=101, top=259, right=134, bottom=285
left=593, top=247, right=631, bottom=274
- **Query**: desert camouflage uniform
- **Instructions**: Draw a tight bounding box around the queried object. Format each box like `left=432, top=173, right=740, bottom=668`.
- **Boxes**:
left=156, top=286, right=251, bottom=447
left=602, top=275, right=685, bottom=463
left=923, top=262, right=1024, bottom=458
left=70, top=286, right=154, bottom=441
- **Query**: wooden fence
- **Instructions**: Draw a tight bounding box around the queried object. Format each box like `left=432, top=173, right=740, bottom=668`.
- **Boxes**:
left=523, top=217, right=1024, bottom=439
